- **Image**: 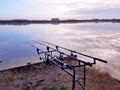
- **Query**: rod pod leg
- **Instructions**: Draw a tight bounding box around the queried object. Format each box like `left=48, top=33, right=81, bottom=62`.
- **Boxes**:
left=72, top=68, right=76, bottom=90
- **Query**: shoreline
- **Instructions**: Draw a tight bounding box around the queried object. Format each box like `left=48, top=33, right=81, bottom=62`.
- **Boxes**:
left=0, top=62, right=120, bottom=90
left=0, top=19, right=120, bottom=25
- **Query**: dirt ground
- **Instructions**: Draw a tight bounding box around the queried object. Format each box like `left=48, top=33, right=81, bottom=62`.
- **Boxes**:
left=0, top=62, right=120, bottom=90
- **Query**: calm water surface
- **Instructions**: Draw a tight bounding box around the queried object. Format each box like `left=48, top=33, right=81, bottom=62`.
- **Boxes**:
left=0, top=23, right=120, bottom=80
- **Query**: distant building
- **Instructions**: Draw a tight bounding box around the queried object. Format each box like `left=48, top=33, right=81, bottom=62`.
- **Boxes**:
left=51, top=18, right=60, bottom=21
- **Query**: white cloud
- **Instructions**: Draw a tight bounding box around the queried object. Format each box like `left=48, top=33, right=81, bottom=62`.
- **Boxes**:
left=64, top=0, right=120, bottom=19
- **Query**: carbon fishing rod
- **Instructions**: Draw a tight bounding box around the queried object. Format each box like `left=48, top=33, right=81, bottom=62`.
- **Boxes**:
left=41, top=41, right=107, bottom=63
left=33, top=40, right=92, bottom=67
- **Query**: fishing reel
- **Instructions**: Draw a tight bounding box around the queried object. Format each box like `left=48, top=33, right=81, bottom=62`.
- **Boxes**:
left=58, top=52, right=64, bottom=60
left=69, top=52, right=77, bottom=60
left=36, top=48, right=44, bottom=61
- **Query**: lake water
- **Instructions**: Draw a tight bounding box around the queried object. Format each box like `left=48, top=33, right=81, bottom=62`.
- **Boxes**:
left=0, top=23, right=120, bottom=80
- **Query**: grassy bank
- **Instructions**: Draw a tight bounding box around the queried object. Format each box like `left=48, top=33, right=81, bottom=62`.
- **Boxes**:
left=0, top=62, right=119, bottom=90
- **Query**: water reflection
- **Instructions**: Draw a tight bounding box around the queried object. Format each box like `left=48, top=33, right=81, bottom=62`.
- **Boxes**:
left=0, top=23, right=120, bottom=80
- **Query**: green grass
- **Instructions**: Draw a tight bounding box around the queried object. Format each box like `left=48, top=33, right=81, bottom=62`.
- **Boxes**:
left=42, top=85, right=67, bottom=90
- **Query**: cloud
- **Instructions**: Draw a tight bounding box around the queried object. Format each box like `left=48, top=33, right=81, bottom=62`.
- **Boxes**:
left=74, top=8, right=120, bottom=15
left=65, top=7, right=120, bottom=18
left=61, top=0, right=120, bottom=18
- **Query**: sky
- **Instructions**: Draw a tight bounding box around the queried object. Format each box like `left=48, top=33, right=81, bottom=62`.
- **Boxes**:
left=0, top=0, right=120, bottom=20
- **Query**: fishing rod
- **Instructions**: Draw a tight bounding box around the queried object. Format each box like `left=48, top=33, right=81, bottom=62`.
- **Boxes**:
left=33, top=40, right=92, bottom=67
left=41, top=41, right=107, bottom=63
